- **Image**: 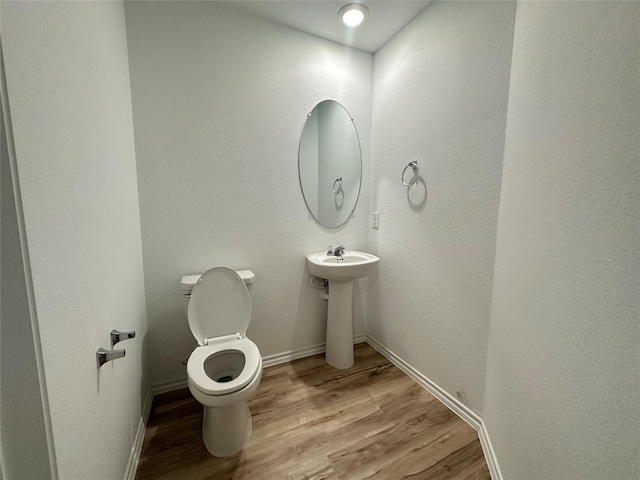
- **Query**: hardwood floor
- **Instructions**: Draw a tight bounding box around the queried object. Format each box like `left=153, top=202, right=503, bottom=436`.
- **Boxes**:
left=136, top=343, right=490, bottom=480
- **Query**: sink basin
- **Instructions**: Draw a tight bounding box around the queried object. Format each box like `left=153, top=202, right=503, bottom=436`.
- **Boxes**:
left=306, top=251, right=379, bottom=281
left=306, top=250, right=379, bottom=370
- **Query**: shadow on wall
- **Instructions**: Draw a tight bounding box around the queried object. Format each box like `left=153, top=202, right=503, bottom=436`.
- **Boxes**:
left=294, top=265, right=329, bottom=351
left=147, top=301, right=195, bottom=386
left=352, top=278, right=367, bottom=336
left=363, top=268, right=382, bottom=342
left=407, top=176, right=427, bottom=211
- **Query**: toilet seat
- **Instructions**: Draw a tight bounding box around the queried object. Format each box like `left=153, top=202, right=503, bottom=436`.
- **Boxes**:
left=188, top=337, right=261, bottom=395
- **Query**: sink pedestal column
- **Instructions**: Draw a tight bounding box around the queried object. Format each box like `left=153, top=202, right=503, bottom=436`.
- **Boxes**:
left=325, top=280, right=354, bottom=369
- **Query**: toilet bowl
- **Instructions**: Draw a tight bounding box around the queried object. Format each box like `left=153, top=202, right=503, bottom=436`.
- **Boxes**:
left=181, top=267, right=262, bottom=457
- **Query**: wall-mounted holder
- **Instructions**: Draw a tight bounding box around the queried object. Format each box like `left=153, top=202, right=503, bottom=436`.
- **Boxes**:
left=402, top=160, right=419, bottom=186
left=333, top=177, right=343, bottom=194
left=96, top=348, right=125, bottom=368
left=110, top=329, right=135, bottom=347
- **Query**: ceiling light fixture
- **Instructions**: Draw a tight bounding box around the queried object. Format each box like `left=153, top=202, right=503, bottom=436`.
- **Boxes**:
left=338, top=3, right=368, bottom=28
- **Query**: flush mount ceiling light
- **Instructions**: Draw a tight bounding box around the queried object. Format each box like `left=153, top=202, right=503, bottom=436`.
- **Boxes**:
left=338, top=3, right=369, bottom=28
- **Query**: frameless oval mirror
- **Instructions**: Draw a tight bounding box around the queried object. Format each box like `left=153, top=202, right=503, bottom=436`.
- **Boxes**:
left=298, top=100, right=362, bottom=228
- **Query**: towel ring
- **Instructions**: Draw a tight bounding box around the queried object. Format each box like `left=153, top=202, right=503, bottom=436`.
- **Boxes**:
left=333, top=177, right=343, bottom=194
left=402, top=161, right=418, bottom=186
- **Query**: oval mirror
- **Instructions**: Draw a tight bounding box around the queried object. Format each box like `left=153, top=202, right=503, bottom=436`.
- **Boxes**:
left=298, top=100, right=362, bottom=228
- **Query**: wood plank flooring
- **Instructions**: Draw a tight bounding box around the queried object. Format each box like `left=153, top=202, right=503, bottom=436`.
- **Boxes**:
left=136, top=343, right=490, bottom=480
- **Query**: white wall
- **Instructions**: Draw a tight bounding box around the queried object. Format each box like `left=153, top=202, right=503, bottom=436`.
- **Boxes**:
left=124, top=2, right=372, bottom=386
left=368, top=1, right=516, bottom=414
left=483, top=2, right=640, bottom=478
left=1, top=66, right=54, bottom=480
left=2, top=2, right=148, bottom=479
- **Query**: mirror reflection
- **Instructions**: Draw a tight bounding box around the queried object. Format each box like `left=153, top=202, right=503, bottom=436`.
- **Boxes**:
left=298, top=100, right=362, bottom=228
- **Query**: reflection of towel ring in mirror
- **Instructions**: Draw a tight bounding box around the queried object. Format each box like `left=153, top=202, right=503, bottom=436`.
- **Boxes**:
left=333, top=177, right=343, bottom=194
left=402, top=161, right=419, bottom=186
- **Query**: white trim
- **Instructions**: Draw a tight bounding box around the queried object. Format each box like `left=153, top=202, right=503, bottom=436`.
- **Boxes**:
left=123, top=387, right=153, bottom=480
left=477, top=420, right=503, bottom=480
left=0, top=438, right=6, bottom=480
left=0, top=41, right=59, bottom=480
left=365, top=335, right=502, bottom=480
left=262, top=343, right=326, bottom=368
left=262, top=334, right=367, bottom=368
left=365, top=335, right=481, bottom=428
left=151, top=379, right=188, bottom=396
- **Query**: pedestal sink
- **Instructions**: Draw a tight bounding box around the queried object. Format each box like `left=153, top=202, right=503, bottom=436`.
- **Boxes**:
left=306, top=251, right=379, bottom=369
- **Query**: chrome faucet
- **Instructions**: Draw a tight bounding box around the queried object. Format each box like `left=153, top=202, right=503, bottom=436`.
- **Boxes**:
left=328, top=245, right=345, bottom=257
left=96, top=348, right=126, bottom=368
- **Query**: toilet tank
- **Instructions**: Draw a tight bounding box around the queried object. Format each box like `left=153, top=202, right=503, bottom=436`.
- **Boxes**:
left=180, top=269, right=255, bottom=315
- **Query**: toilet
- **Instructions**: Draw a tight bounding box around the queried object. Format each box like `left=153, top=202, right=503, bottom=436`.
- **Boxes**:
left=180, top=267, right=262, bottom=457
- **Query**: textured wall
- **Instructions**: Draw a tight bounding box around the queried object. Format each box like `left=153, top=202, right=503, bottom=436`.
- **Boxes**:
left=483, top=2, right=640, bottom=478
left=368, top=1, right=516, bottom=414
left=2, top=2, right=148, bottom=479
left=124, top=2, right=372, bottom=385
left=1, top=83, right=53, bottom=480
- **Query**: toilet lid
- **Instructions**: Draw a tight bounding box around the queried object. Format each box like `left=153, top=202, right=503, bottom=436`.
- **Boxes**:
left=188, top=267, right=251, bottom=345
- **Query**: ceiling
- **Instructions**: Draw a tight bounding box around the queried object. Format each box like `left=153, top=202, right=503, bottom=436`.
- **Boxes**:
left=220, top=1, right=433, bottom=53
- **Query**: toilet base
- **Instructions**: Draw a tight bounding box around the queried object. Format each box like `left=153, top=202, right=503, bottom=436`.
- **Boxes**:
left=202, top=401, right=252, bottom=457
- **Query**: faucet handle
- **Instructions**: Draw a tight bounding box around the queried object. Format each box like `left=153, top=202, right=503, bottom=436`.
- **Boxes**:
left=327, top=245, right=333, bottom=254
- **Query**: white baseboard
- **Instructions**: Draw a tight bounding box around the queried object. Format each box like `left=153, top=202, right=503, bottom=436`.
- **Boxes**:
left=477, top=420, right=503, bottom=480
left=365, top=335, right=502, bottom=480
left=262, top=342, right=326, bottom=368
left=151, top=379, right=188, bottom=396
left=262, top=334, right=366, bottom=368
left=123, top=386, right=153, bottom=480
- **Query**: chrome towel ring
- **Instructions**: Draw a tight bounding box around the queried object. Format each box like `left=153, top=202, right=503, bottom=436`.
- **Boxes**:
left=333, top=177, right=343, bottom=194
left=402, top=161, right=419, bottom=186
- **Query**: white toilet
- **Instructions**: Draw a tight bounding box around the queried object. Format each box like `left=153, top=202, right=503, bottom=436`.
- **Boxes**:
left=180, top=267, right=262, bottom=457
